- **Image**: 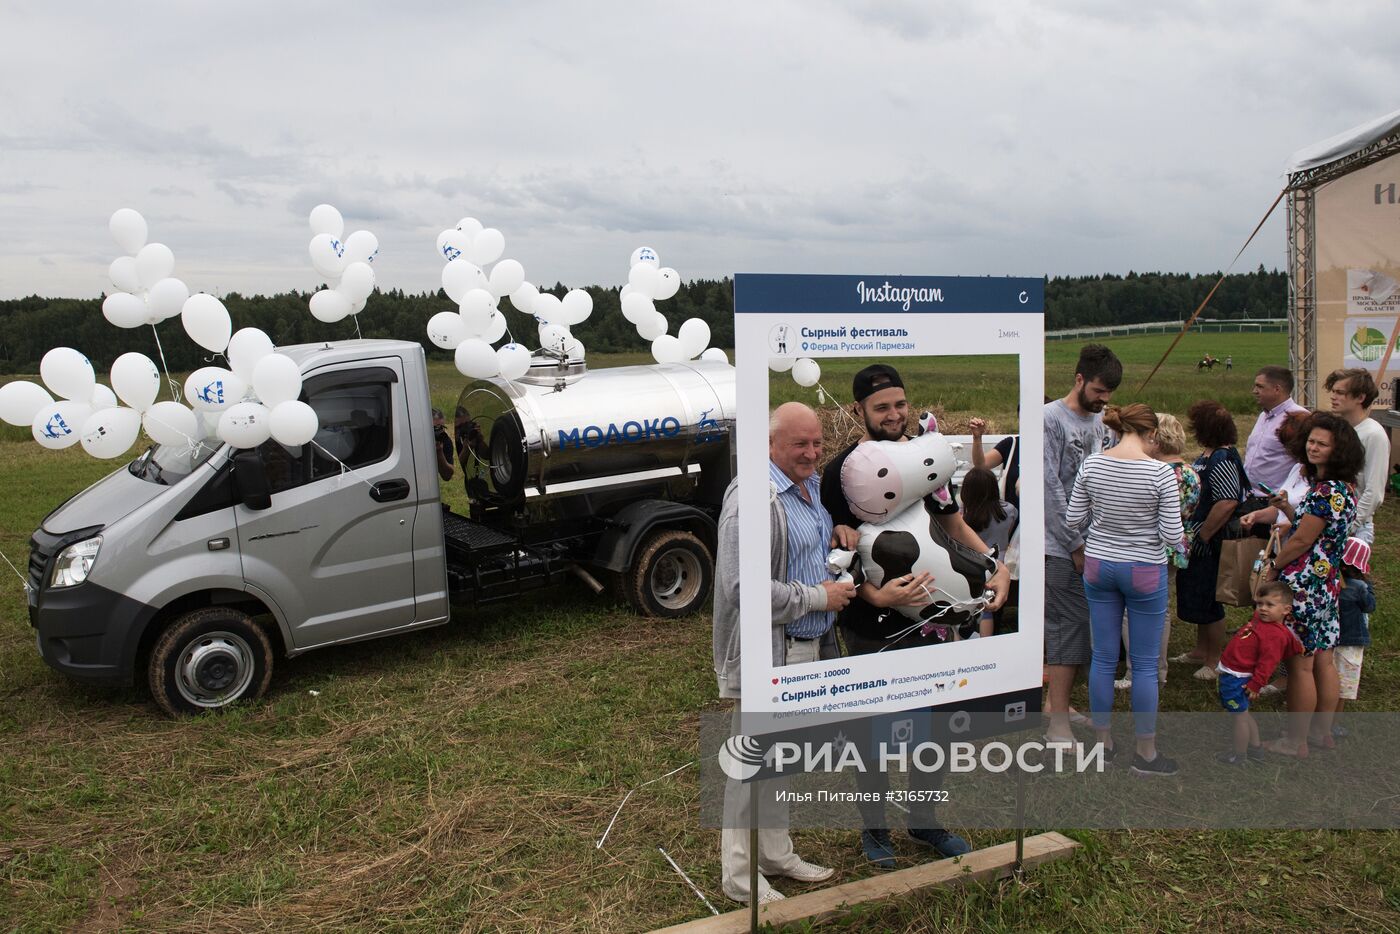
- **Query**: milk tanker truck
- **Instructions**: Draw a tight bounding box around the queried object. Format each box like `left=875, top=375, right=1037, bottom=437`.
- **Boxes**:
left=25, top=339, right=734, bottom=715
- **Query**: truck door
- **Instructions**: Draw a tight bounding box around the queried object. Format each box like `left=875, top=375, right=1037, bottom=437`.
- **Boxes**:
left=234, top=359, right=419, bottom=649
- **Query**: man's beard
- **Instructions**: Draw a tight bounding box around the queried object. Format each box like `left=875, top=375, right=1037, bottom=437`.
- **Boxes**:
left=864, top=414, right=906, bottom=441
left=1076, top=387, right=1107, bottom=413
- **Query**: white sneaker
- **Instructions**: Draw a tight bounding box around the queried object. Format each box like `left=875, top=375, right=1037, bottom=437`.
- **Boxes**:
left=758, top=887, right=786, bottom=904
left=1114, top=678, right=1132, bottom=691
left=1258, top=683, right=1282, bottom=697
left=774, top=858, right=835, bottom=883
left=1192, top=665, right=1218, bottom=681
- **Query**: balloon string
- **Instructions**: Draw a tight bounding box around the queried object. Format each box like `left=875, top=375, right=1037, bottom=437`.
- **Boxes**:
left=0, top=549, right=30, bottom=592
left=817, top=382, right=861, bottom=429
left=149, top=325, right=182, bottom=403
left=310, top=440, right=378, bottom=491
left=353, top=317, right=362, bottom=341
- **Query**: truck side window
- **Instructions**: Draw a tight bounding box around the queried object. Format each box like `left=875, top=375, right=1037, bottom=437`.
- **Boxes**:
left=258, top=378, right=394, bottom=494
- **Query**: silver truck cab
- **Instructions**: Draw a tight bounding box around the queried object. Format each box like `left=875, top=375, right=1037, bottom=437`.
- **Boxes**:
left=29, top=339, right=448, bottom=715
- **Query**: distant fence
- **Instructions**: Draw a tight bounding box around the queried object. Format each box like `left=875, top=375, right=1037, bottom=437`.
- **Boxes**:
left=1046, top=318, right=1288, bottom=341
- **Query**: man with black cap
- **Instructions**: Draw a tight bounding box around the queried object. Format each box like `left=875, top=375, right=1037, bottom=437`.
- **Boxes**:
left=818, top=363, right=1009, bottom=869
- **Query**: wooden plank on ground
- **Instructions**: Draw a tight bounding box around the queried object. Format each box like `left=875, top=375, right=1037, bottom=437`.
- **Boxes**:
left=649, top=831, right=1079, bottom=933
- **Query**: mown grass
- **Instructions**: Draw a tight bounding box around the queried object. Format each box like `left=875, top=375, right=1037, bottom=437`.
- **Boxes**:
left=1, top=334, right=1397, bottom=931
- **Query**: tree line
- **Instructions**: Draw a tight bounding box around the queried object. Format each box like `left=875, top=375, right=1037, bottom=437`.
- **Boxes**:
left=0, top=269, right=1285, bottom=373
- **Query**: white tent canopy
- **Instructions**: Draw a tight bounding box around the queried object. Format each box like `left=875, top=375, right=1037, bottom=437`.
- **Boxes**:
left=1286, top=106, right=1400, bottom=175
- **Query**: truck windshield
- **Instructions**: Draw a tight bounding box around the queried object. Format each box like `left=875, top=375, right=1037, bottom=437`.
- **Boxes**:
left=128, top=438, right=223, bottom=485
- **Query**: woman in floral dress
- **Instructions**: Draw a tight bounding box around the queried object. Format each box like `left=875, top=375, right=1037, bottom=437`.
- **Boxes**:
left=1261, top=411, right=1364, bottom=756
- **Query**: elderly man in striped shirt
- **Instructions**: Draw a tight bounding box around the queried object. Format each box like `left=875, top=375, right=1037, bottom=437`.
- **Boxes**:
left=711, top=401, right=855, bottom=904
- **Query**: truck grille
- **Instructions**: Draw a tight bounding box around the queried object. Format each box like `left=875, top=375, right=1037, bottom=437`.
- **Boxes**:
left=27, top=536, right=52, bottom=594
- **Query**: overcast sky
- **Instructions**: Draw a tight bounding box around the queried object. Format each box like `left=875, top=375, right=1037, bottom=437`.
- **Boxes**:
left=3, top=1, right=1397, bottom=300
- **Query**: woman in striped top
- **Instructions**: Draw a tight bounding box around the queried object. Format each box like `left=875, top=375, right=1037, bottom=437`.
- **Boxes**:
left=1066, top=404, right=1186, bottom=776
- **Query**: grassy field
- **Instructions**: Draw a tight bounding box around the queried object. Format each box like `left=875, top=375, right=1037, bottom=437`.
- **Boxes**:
left=1, top=333, right=1398, bottom=931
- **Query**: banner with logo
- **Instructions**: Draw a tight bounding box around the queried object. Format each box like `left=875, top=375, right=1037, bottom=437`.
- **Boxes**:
left=1314, top=150, right=1400, bottom=407
left=732, top=273, right=1044, bottom=724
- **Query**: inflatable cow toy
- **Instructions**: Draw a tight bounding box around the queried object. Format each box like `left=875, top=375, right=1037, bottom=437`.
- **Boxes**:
left=840, top=431, right=995, bottom=640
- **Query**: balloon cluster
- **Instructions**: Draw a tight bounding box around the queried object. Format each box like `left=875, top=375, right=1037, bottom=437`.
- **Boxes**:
left=618, top=247, right=726, bottom=365
left=180, top=331, right=320, bottom=449
left=428, top=216, right=583, bottom=381
left=307, top=204, right=378, bottom=323
left=769, top=354, right=821, bottom=389
left=101, top=209, right=192, bottom=330
left=1, top=338, right=318, bottom=456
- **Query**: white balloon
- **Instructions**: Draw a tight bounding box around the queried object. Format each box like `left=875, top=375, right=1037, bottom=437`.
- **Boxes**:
left=456, top=216, right=483, bottom=237
left=339, top=261, right=375, bottom=302
left=142, top=277, right=186, bottom=322
left=621, top=292, right=655, bottom=324
left=217, top=402, right=272, bottom=449
left=102, top=292, right=147, bottom=329
left=226, top=329, right=274, bottom=384
left=135, top=243, right=175, bottom=290
left=309, top=288, right=352, bottom=323
left=185, top=366, right=247, bottom=412
left=436, top=229, right=465, bottom=262
left=0, top=380, right=53, bottom=426
left=110, top=352, right=161, bottom=411
left=628, top=262, right=661, bottom=299
left=532, top=292, right=566, bottom=325
left=343, top=230, right=379, bottom=265
left=510, top=281, right=539, bottom=315
left=180, top=293, right=231, bottom=353
left=31, top=400, right=92, bottom=449
left=269, top=400, right=319, bottom=447
left=636, top=310, right=668, bottom=341
left=677, top=317, right=711, bottom=358
left=792, top=358, right=821, bottom=388
left=630, top=246, right=660, bottom=268
left=454, top=338, right=499, bottom=379
left=309, top=233, right=347, bottom=280
left=459, top=289, right=496, bottom=334
left=109, top=256, right=141, bottom=293
left=40, top=348, right=96, bottom=402
left=655, top=267, right=681, bottom=301
left=478, top=310, right=508, bottom=344
left=109, top=209, right=148, bottom=255
left=309, top=204, right=344, bottom=238
left=427, top=311, right=467, bottom=350
left=651, top=334, right=688, bottom=365
left=90, top=384, right=118, bottom=409
left=467, top=228, right=505, bottom=266
left=441, top=258, right=487, bottom=304
left=143, top=401, right=198, bottom=446
left=561, top=289, right=593, bottom=325
left=769, top=356, right=795, bottom=373
left=537, top=323, right=571, bottom=353
left=496, top=343, right=532, bottom=381
left=488, top=258, right=525, bottom=298
left=564, top=336, right=585, bottom=358
left=252, top=353, right=302, bottom=407
left=700, top=347, right=730, bottom=364
left=81, top=406, right=142, bottom=459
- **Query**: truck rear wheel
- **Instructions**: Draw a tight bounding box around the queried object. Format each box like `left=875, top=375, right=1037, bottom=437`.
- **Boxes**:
left=148, top=608, right=274, bottom=717
left=626, top=530, right=713, bottom=618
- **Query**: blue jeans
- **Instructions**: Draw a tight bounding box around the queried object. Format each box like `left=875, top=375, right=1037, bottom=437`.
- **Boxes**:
left=1083, top=557, right=1169, bottom=735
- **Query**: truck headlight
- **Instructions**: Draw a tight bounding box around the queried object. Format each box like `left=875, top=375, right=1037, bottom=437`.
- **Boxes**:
left=50, top=536, right=102, bottom=588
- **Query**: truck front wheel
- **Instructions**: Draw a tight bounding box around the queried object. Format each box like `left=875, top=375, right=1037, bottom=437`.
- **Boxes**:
left=148, top=608, right=274, bottom=716
left=626, top=530, right=713, bottom=618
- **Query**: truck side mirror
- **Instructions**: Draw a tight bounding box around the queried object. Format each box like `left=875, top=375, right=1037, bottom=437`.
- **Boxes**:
left=232, top=449, right=271, bottom=511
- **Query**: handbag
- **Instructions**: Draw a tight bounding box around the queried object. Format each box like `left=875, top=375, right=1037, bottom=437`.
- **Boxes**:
left=1003, top=526, right=1020, bottom=581
left=1216, top=537, right=1259, bottom=606
left=998, top=436, right=1018, bottom=501
left=1247, top=526, right=1283, bottom=602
